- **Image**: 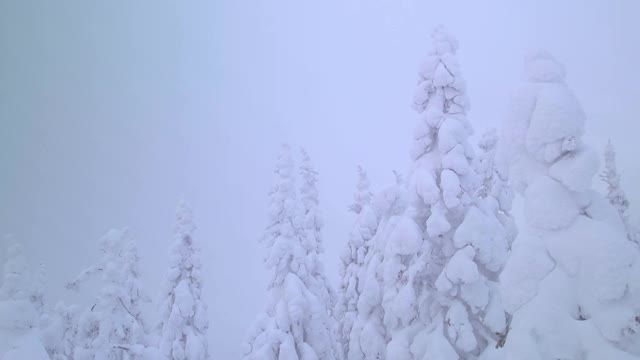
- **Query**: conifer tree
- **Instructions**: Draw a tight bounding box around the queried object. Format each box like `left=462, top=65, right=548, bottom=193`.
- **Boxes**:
left=157, top=201, right=209, bottom=360
left=243, top=145, right=342, bottom=360
left=336, top=167, right=379, bottom=356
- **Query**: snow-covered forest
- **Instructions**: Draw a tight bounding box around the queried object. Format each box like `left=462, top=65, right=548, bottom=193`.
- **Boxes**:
left=2, top=1, right=640, bottom=359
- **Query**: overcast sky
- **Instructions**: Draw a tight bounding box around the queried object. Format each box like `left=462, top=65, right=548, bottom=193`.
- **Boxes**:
left=1, top=0, right=639, bottom=358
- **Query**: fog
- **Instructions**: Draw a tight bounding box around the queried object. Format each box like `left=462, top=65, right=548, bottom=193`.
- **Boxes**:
left=1, top=0, right=639, bottom=358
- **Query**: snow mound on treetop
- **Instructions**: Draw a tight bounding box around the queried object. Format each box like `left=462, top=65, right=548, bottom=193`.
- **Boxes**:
left=525, top=83, right=586, bottom=163
left=525, top=50, right=566, bottom=83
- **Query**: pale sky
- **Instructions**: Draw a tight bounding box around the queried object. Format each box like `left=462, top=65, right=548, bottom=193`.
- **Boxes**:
left=1, top=0, right=639, bottom=358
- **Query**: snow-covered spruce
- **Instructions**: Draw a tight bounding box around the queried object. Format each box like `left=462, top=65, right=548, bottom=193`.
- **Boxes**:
left=601, top=140, right=638, bottom=243
left=347, top=173, right=409, bottom=360
left=335, top=167, right=379, bottom=357
left=0, top=235, right=50, bottom=359
left=40, top=302, right=79, bottom=360
left=299, top=148, right=336, bottom=310
left=376, top=26, right=513, bottom=359
left=156, top=202, right=209, bottom=360
left=243, top=145, right=342, bottom=360
left=68, top=229, right=155, bottom=360
left=491, top=50, right=640, bottom=359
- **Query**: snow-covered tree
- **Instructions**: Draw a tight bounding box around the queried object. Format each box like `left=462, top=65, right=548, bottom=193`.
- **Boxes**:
left=601, top=140, right=638, bottom=242
left=335, top=167, right=379, bottom=356
left=492, top=50, right=640, bottom=359
left=0, top=235, right=50, bottom=359
left=373, top=26, right=513, bottom=359
left=0, top=235, right=30, bottom=301
left=476, top=128, right=499, bottom=199
left=30, top=262, right=47, bottom=318
left=346, top=173, right=408, bottom=360
left=156, top=201, right=209, bottom=360
left=68, top=229, right=152, bottom=360
left=243, top=144, right=342, bottom=360
left=40, top=302, right=79, bottom=360
left=299, top=148, right=335, bottom=309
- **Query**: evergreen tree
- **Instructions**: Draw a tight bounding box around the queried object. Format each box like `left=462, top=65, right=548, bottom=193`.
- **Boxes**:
left=299, top=148, right=335, bottom=309
left=157, top=201, right=209, bottom=360
left=336, top=167, right=379, bottom=356
left=601, top=140, right=638, bottom=242
left=243, top=144, right=342, bottom=360
left=379, top=26, right=512, bottom=359
left=347, top=173, right=408, bottom=360
left=41, top=302, right=79, bottom=360
left=68, top=229, right=152, bottom=360
left=0, top=235, right=50, bottom=359
left=493, top=50, right=640, bottom=359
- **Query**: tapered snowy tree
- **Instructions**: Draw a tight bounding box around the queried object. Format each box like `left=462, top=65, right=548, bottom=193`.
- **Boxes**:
left=346, top=173, right=408, bottom=360
left=336, top=167, right=379, bottom=356
left=491, top=51, right=640, bottom=359
left=375, top=26, right=513, bottom=359
left=242, top=145, right=342, bottom=360
left=40, top=302, right=79, bottom=360
left=30, top=262, right=47, bottom=317
left=68, top=229, right=153, bottom=360
left=156, top=201, right=209, bottom=360
left=299, top=148, right=335, bottom=309
left=601, top=140, right=638, bottom=242
left=0, top=235, right=50, bottom=359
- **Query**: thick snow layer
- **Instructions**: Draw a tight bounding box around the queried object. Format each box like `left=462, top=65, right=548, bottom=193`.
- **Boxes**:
left=525, top=49, right=567, bottom=83
left=1, top=332, right=50, bottom=360
left=500, top=231, right=555, bottom=314
left=388, top=216, right=422, bottom=256
left=549, top=147, right=599, bottom=192
left=524, top=176, right=579, bottom=230
left=525, top=83, right=586, bottom=163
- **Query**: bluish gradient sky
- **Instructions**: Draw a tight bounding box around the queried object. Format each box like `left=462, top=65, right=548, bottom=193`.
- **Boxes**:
left=1, top=0, right=639, bottom=358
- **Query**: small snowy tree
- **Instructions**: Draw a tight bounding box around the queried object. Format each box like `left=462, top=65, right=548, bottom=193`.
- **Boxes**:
left=493, top=50, right=640, bottom=359
left=68, top=229, right=151, bottom=360
left=30, top=262, right=47, bottom=318
left=242, top=144, right=342, bottom=360
left=376, top=26, right=513, bottom=359
left=601, top=140, right=638, bottom=242
left=40, top=302, right=79, bottom=360
left=476, top=128, right=499, bottom=199
left=157, top=201, right=209, bottom=360
left=335, top=167, right=379, bottom=356
left=0, top=235, right=30, bottom=301
left=0, top=235, right=50, bottom=359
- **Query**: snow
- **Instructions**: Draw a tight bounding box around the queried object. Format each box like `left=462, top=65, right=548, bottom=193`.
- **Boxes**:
left=549, top=146, right=600, bottom=191
left=496, top=51, right=640, bottom=359
left=243, top=146, right=341, bottom=360
left=524, top=175, right=579, bottom=230
left=387, top=216, right=422, bottom=256
left=1, top=332, right=50, bottom=360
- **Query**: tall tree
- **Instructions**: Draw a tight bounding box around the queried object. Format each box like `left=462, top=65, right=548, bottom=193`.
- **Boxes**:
left=299, top=148, right=335, bottom=309
left=157, top=201, right=209, bottom=360
left=336, top=167, right=379, bottom=356
left=347, top=173, right=408, bottom=360
left=601, top=140, right=638, bottom=242
left=493, top=50, right=640, bottom=359
left=68, top=229, right=151, bottom=360
left=243, top=145, right=342, bottom=360
left=380, top=26, right=512, bottom=359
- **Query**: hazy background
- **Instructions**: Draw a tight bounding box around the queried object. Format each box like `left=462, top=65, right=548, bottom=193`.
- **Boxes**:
left=1, top=0, right=639, bottom=358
